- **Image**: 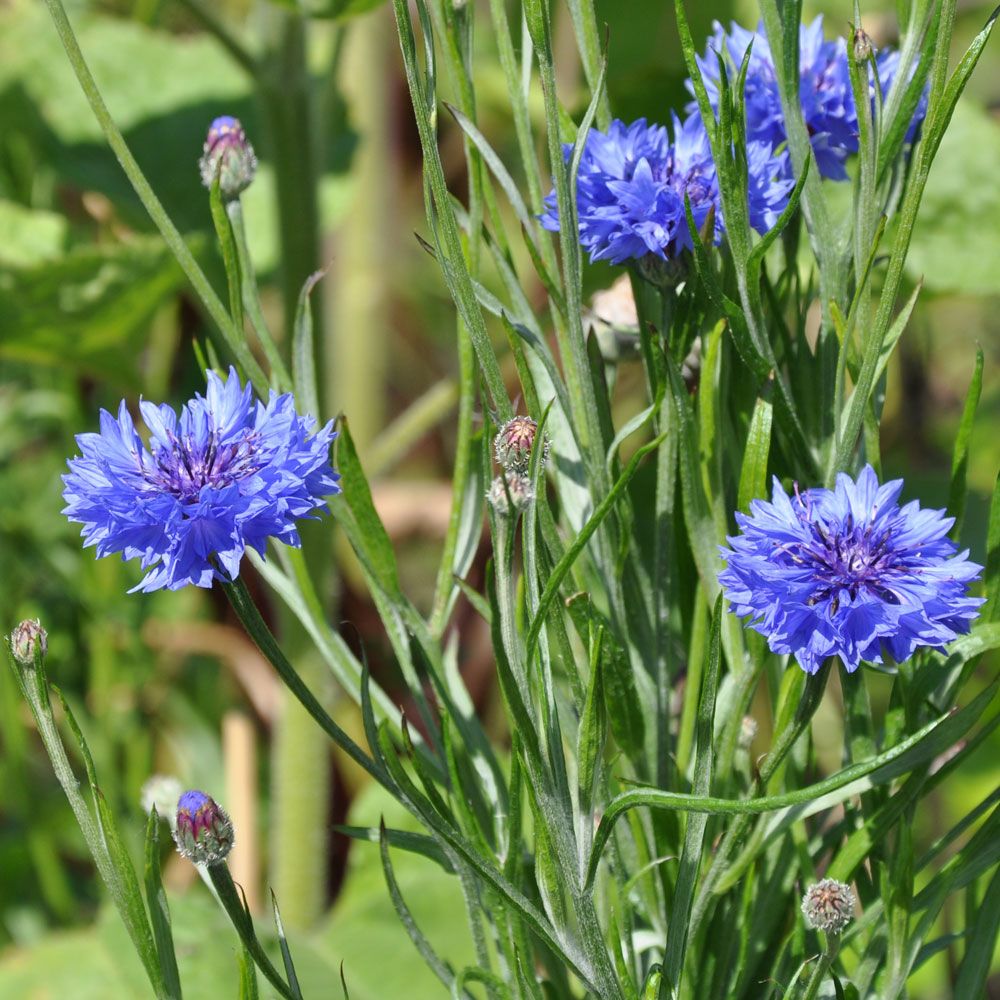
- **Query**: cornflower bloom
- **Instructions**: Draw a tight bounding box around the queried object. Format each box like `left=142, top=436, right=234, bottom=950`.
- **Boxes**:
left=719, top=466, right=984, bottom=675
left=695, top=17, right=857, bottom=180
left=63, top=368, right=338, bottom=592
left=693, top=17, right=928, bottom=181
left=540, top=114, right=791, bottom=266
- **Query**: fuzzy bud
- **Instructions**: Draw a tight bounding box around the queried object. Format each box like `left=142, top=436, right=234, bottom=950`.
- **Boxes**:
left=487, top=474, right=534, bottom=515
left=801, top=878, right=855, bottom=934
left=10, top=619, right=47, bottom=665
left=852, top=27, right=873, bottom=63
left=494, top=416, right=548, bottom=474
left=199, top=116, right=257, bottom=199
left=173, top=790, right=234, bottom=865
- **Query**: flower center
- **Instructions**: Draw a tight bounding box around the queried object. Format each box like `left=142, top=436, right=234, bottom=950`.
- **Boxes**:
left=145, top=430, right=261, bottom=502
left=794, top=513, right=902, bottom=609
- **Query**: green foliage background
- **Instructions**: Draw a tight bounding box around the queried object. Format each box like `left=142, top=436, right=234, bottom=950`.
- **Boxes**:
left=1, top=0, right=998, bottom=995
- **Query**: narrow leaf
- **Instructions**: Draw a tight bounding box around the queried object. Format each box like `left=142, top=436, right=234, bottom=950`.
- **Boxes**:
left=947, top=346, right=984, bottom=540
left=292, top=270, right=325, bottom=421
left=144, top=808, right=182, bottom=999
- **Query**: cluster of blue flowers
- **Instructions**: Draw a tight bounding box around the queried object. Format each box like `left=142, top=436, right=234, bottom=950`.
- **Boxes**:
left=539, top=114, right=791, bottom=265
left=63, top=368, right=338, bottom=592
left=720, top=467, right=983, bottom=674
left=544, top=16, right=928, bottom=266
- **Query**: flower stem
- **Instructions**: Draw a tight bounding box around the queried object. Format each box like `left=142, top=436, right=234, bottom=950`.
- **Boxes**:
left=226, top=199, right=294, bottom=391
left=688, top=662, right=832, bottom=937
left=40, top=0, right=269, bottom=394
left=258, top=7, right=324, bottom=387
left=173, top=0, right=258, bottom=77
left=221, top=577, right=385, bottom=784
left=207, top=860, right=301, bottom=999
left=270, top=656, right=334, bottom=930
left=797, top=933, right=840, bottom=1000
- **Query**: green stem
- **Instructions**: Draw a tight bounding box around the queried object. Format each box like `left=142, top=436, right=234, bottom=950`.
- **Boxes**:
left=430, top=313, right=476, bottom=637
left=426, top=0, right=482, bottom=638
left=221, top=578, right=385, bottom=784
left=392, top=0, right=513, bottom=422
left=271, top=659, right=333, bottom=930
left=226, top=199, right=294, bottom=391
left=40, top=0, right=269, bottom=394
left=329, top=8, right=393, bottom=446
left=207, top=861, right=300, bottom=999
left=173, top=0, right=258, bottom=76
left=258, top=7, right=324, bottom=398
left=797, top=934, right=840, bottom=1000
left=688, top=663, right=831, bottom=937
left=9, top=652, right=169, bottom=999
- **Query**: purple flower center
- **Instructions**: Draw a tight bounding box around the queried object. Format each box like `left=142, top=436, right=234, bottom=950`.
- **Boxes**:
left=791, top=511, right=902, bottom=610
left=678, top=171, right=711, bottom=205
left=145, top=430, right=262, bottom=503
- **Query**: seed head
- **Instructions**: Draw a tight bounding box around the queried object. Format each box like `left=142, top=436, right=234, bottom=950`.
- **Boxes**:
left=199, top=116, right=257, bottom=199
left=173, top=790, right=234, bottom=865
left=495, top=416, right=547, bottom=474
left=801, top=878, right=855, bottom=934
left=738, top=715, right=758, bottom=750
left=10, top=619, right=47, bottom=665
left=487, top=474, right=534, bottom=516
left=141, top=775, right=184, bottom=826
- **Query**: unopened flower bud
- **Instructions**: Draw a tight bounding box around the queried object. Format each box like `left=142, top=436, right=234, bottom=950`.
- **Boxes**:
left=10, top=619, right=47, bottom=665
left=141, top=775, right=184, bottom=825
left=853, top=27, right=873, bottom=63
left=636, top=251, right=687, bottom=291
left=199, top=116, right=257, bottom=199
left=173, top=790, right=234, bottom=864
left=487, top=474, right=534, bottom=515
left=495, top=416, right=548, bottom=473
left=801, top=878, right=855, bottom=934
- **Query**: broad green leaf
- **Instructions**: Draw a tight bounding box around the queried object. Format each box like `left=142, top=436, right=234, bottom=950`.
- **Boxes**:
left=0, top=199, right=67, bottom=266
left=0, top=238, right=193, bottom=387
left=907, top=101, right=1000, bottom=294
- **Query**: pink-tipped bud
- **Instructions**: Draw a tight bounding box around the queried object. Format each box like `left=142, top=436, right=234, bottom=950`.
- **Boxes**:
left=494, top=416, right=547, bottom=474
left=487, top=473, right=534, bottom=515
left=173, top=790, right=234, bottom=865
left=198, top=116, right=257, bottom=199
left=10, top=619, right=47, bottom=665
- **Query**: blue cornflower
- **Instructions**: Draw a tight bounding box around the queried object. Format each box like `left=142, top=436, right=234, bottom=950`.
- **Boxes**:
left=63, top=368, right=339, bottom=592
left=540, top=114, right=789, bottom=265
left=695, top=17, right=858, bottom=181
left=720, top=466, right=984, bottom=674
left=694, top=18, right=929, bottom=183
